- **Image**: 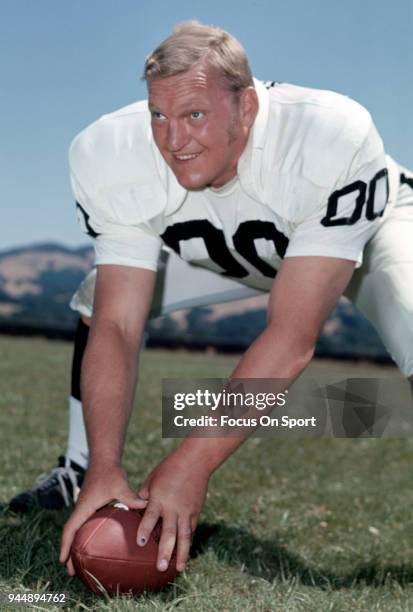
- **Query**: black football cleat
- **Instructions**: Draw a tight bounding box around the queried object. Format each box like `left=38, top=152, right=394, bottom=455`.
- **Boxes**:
left=8, top=456, right=85, bottom=512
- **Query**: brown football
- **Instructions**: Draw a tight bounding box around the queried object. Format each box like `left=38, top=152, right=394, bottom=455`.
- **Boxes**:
left=71, top=505, right=177, bottom=595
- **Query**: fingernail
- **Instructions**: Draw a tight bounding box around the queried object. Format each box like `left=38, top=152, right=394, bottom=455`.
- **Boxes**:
left=138, top=536, right=146, bottom=545
left=158, top=559, right=168, bottom=571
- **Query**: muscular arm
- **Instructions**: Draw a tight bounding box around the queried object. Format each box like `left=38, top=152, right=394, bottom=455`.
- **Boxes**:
left=136, top=256, right=356, bottom=571
left=82, top=265, right=156, bottom=467
left=191, top=256, right=354, bottom=455
left=160, top=256, right=355, bottom=470
left=60, top=264, right=156, bottom=569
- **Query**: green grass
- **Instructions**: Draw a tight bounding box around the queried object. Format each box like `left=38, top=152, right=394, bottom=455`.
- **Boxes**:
left=1, top=336, right=413, bottom=611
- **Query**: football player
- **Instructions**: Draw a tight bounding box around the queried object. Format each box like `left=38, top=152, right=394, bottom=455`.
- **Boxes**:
left=26, top=20, right=413, bottom=574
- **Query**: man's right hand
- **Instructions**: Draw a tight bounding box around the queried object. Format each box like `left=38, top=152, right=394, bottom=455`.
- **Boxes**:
left=59, top=464, right=147, bottom=575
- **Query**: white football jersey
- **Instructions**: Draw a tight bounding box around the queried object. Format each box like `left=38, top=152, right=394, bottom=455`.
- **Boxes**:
left=69, top=79, right=400, bottom=293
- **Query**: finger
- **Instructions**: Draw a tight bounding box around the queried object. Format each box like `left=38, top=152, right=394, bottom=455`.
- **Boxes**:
left=60, top=503, right=97, bottom=564
left=176, top=517, right=192, bottom=572
left=118, top=491, right=148, bottom=510
left=66, top=556, right=75, bottom=576
left=190, top=516, right=198, bottom=534
left=156, top=514, right=178, bottom=572
left=136, top=483, right=149, bottom=500
left=136, top=502, right=161, bottom=547
left=111, top=480, right=148, bottom=510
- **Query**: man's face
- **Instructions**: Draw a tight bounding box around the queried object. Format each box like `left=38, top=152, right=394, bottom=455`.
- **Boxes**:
left=148, top=63, right=254, bottom=190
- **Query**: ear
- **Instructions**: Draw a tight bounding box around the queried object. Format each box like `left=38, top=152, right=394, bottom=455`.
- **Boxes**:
left=239, top=87, right=259, bottom=129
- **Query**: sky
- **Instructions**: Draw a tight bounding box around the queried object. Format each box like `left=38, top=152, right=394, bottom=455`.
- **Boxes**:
left=1, top=0, right=412, bottom=252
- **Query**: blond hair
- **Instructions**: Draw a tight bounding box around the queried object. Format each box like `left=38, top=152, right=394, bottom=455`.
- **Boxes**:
left=144, top=21, right=253, bottom=93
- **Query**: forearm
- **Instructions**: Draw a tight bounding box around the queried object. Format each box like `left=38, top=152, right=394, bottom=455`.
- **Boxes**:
left=81, top=321, right=141, bottom=468
left=173, top=324, right=314, bottom=475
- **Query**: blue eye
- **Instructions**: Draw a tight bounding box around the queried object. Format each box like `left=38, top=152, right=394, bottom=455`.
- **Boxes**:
left=190, top=111, right=204, bottom=120
left=152, top=111, right=166, bottom=121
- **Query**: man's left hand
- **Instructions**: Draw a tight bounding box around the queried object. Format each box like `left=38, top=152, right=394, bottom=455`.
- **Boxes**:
left=136, top=451, right=210, bottom=572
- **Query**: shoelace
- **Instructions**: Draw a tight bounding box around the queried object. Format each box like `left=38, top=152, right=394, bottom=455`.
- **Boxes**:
left=34, top=466, right=80, bottom=507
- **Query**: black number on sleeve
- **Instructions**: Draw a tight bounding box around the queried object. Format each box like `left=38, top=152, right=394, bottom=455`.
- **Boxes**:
left=366, top=168, right=388, bottom=220
left=76, top=202, right=100, bottom=238
left=321, top=181, right=366, bottom=227
left=401, top=172, right=413, bottom=190
left=321, top=168, right=389, bottom=227
left=161, top=220, right=248, bottom=277
left=233, top=220, right=288, bottom=278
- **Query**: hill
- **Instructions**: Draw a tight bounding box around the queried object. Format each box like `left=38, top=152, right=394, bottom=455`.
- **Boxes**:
left=0, top=242, right=391, bottom=362
left=0, top=243, right=94, bottom=331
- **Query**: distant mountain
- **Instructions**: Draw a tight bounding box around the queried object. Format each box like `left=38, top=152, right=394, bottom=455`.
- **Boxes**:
left=0, top=242, right=392, bottom=363
left=0, top=242, right=94, bottom=330
left=147, top=301, right=391, bottom=362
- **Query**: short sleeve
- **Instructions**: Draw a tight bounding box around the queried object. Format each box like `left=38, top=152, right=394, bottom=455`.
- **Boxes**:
left=285, top=122, right=390, bottom=267
left=70, top=162, right=162, bottom=272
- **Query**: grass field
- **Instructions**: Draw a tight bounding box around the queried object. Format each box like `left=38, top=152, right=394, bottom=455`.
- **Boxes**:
left=1, top=335, right=413, bottom=611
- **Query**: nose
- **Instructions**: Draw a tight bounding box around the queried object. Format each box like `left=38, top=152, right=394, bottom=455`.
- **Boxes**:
left=167, top=119, right=188, bottom=152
